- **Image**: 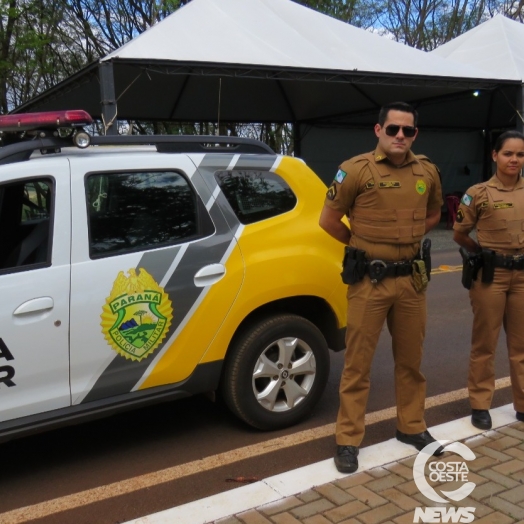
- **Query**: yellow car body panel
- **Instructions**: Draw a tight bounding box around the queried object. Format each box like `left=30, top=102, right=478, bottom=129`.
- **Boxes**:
left=139, top=243, right=245, bottom=388
left=139, top=156, right=347, bottom=389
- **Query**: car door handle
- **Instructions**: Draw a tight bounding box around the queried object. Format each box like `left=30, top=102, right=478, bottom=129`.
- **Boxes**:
left=194, top=264, right=226, bottom=287
left=13, top=297, right=54, bottom=315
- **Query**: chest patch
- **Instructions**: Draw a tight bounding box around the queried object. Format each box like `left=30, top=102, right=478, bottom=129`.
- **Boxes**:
left=480, top=202, right=488, bottom=209
left=494, top=202, right=514, bottom=209
left=101, top=268, right=173, bottom=362
left=415, top=180, right=427, bottom=195
left=379, top=181, right=401, bottom=188
left=365, top=180, right=375, bottom=190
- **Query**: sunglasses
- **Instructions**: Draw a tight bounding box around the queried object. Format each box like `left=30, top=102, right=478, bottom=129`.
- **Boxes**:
left=384, top=125, right=417, bottom=138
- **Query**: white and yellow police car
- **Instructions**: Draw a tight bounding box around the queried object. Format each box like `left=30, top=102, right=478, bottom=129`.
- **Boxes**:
left=0, top=110, right=347, bottom=440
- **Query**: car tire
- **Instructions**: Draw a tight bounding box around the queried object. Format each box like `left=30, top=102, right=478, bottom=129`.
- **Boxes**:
left=221, top=314, right=330, bottom=430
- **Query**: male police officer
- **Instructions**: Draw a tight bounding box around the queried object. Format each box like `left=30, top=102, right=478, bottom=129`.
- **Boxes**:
left=319, top=102, right=444, bottom=473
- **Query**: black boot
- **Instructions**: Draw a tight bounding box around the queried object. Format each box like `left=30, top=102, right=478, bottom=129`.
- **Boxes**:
left=334, top=445, right=359, bottom=473
left=396, top=430, right=444, bottom=456
left=471, top=409, right=492, bottom=430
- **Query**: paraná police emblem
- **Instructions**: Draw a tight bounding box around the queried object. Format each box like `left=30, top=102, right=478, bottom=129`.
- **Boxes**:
left=101, top=268, right=173, bottom=361
left=416, top=180, right=427, bottom=195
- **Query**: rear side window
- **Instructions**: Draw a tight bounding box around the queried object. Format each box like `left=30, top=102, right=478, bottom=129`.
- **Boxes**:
left=0, top=178, right=52, bottom=272
left=86, top=171, right=209, bottom=258
left=215, top=170, right=296, bottom=224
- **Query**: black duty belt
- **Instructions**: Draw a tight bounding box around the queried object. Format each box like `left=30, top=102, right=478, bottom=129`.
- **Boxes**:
left=494, top=254, right=524, bottom=270
left=367, top=259, right=413, bottom=283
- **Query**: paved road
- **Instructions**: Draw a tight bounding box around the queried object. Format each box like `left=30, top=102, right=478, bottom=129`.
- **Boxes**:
left=0, top=229, right=513, bottom=524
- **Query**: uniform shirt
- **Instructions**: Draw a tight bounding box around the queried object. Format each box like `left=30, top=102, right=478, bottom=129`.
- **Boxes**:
left=325, top=145, right=442, bottom=261
left=453, top=174, right=524, bottom=255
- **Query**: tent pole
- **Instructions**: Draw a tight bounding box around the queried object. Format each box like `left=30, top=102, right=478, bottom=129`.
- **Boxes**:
left=99, top=62, right=118, bottom=136
left=518, top=84, right=524, bottom=134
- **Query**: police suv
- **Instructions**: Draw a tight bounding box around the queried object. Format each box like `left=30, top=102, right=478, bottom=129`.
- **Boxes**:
left=0, top=110, right=347, bottom=441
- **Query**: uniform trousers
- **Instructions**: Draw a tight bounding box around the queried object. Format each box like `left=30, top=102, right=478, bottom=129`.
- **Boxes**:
left=336, top=274, right=427, bottom=446
left=469, top=267, right=524, bottom=412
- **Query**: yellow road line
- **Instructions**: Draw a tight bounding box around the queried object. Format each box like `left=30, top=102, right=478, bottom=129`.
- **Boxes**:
left=432, top=265, right=462, bottom=275
left=1, top=377, right=511, bottom=524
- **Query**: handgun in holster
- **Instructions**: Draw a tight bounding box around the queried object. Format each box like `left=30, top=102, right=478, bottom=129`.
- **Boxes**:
left=421, top=238, right=432, bottom=281
left=480, top=248, right=496, bottom=284
left=341, top=246, right=367, bottom=285
left=459, top=247, right=482, bottom=289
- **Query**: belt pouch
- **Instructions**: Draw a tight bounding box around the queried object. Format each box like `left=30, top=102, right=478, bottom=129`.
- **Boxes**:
left=412, top=259, right=428, bottom=292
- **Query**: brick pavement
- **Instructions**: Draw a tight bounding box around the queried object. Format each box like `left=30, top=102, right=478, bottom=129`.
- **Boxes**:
left=214, top=421, right=524, bottom=524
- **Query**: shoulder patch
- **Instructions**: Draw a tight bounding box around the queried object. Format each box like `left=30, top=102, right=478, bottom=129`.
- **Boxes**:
left=327, top=183, right=337, bottom=200
left=334, top=169, right=347, bottom=184
left=456, top=209, right=464, bottom=223
left=461, top=193, right=473, bottom=207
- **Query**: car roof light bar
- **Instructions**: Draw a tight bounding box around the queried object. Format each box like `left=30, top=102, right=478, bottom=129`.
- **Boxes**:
left=0, top=110, right=93, bottom=132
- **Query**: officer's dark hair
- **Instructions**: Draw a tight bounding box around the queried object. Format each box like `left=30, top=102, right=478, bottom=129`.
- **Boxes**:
left=378, top=102, right=418, bottom=127
left=493, top=130, right=524, bottom=152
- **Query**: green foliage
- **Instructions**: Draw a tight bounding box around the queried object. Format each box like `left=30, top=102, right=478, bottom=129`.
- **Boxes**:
left=293, top=0, right=378, bottom=27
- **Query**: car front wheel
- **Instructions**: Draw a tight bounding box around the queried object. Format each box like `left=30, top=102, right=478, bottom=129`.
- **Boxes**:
left=221, top=314, right=330, bottom=430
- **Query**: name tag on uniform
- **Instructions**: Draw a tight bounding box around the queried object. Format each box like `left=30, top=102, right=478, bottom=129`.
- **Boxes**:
left=379, top=181, right=401, bottom=188
left=494, top=202, right=513, bottom=209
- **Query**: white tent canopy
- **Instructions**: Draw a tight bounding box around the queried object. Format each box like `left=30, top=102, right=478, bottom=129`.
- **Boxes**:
left=17, top=0, right=517, bottom=129
left=105, top=0, right=495, bottom=79
left=432, top=14, right=524, bottom=82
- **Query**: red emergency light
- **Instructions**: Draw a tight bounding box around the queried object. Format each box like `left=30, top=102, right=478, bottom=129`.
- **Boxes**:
left=0, top=110, right=93, bottom=132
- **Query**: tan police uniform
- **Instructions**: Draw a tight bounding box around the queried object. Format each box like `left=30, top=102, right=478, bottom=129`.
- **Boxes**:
left=453, top=175, right=524, bottom=414
left=325, top=145, right=443, bottom=446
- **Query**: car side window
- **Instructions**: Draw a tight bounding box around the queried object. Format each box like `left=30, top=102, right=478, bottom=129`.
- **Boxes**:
left=0, top=178, right=52, bottom=273
left=215, top=170, right=297, bottom=224
left=86, top=170, right=208, bottom=258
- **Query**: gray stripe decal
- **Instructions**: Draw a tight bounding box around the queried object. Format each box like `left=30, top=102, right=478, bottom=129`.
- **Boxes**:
left=234, top=154, right=276, bottom=171
left=134, top=221, right=243, bottom=391
left=81, top=154, right=239, bottom=403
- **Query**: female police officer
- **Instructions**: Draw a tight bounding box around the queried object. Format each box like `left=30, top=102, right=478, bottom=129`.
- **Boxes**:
left=453, top=130, right=524, bottom=430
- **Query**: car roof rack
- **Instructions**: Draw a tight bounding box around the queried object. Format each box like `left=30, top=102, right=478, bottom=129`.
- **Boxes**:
left=0, top=134, right=276, bottom=165
left=0, top=110, right=276, bottom=163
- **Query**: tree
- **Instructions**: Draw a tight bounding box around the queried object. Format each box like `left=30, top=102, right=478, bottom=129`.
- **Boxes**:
left=294, top=0, right=379, bottom=27
left=64, top=0, right=192, bottom=55
left=0, top=0, right=77, bottom=112
left=371, top=0, right=489, bottom=50
left=296, top=0, right=523, bottom=50
left=134, top=310, right=147, bottom=325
